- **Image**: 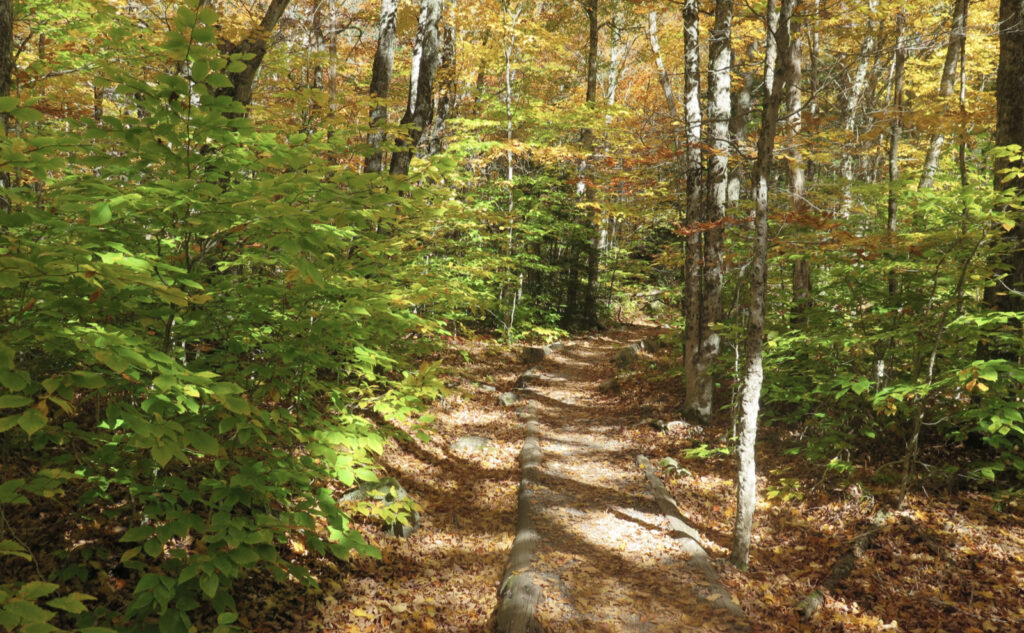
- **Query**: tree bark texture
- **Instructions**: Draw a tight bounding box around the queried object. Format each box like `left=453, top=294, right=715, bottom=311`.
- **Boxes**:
left=695, top=0, right=733, bottom=424
left=786, top=35, right=810, bottom=319
left=365, top=0, right=399, bottom=173
left=983, top=0, right=1024, bottom=318
left=682, top=0, right=705, bottom=419
left=731, top=0, right=798, bottom=571
left=727, top=46, right=756, bottom=204
left=887, top=14, right=907, bottom=299
left=581, top=0, right=601, bottom=328
left=646, top=11, right=678, bottom=122
left=216, top=0, right=292, bottom=106
left=839, top=0, right=876, bottom=215
left=919, top=0, right=968, bottom=190
left=390, top=0, right=443, bottom=176
left=0, top=0, right=12, bottom=101
left=425, top=6, right=457, bottom=156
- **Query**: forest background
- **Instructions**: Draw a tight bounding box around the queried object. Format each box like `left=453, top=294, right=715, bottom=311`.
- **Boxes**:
left=0, top=0, right=1023, bottom=631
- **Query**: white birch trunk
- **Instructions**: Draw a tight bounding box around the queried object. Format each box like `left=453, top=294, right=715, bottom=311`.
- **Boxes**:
left=731, top=0, right=798, bottom=571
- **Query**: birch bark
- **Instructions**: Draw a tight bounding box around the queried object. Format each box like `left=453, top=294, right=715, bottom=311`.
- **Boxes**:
left=731, top=0, right=798, bottom=571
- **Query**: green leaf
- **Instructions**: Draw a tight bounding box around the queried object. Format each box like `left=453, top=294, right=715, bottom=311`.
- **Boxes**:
left=46, top=593, right=94, bottom=614
left=120, top=526, right=155, bottom=542
left=19, top=582, right=60, bottom=600
left=0, top=96, right=18, bottom=112
left=0, top=395, right=32, bottom=408
left=15, top=408, right=47, bottom=435
left=159, top=608, right=188, bottom=633
left=0, top=343, right=14, bottom=370
left=89, top=202, right=112, bottom=226
left=143, top=537, right=164, bottom=558
left=151, top=443, right=176, bottom=468
left=12, top=107, right=44, bottom=122
left=219, top=394, right=250, bottom=415
left=199, top=573, right=219, bottom=599
left=186, top=429, right=221, bottom=455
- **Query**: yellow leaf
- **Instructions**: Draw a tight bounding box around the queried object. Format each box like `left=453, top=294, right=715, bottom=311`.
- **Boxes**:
left=352, top=608, right=372, bottom=619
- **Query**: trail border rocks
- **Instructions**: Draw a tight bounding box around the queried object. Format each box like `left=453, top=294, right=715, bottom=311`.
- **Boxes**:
left=520, top=341, right=564, bottom=366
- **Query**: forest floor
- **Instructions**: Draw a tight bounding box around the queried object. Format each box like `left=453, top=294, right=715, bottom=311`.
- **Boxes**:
left=249, top=325, right=1023, bottom=633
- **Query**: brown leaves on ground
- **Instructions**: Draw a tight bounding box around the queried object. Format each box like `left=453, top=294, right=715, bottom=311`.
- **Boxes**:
left=313, top=326, right=1021, bottom=633
left=620, top=336, right=1024, bottom=633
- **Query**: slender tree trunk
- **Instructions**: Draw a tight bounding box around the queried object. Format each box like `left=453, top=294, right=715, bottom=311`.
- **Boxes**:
left=727, top=46, right=755, bottom=204
left=0, top=0, right=12, bottom=105
left=887, top=14, right=907, bottom=299
left=786, top=34, right=810, bottom=320
left=0, top=0, right=13, bottom=210
left=365, top=0, right=400, bottom=173
left=982, top=0, right=1024, bottom=330
left=425, top=3, right=457, bottom=156
left=215, top=0, right=292, bottom=106
left=647, top=11, right=678, bottom=122
left=390, top=0, right=443, bottom=176
left=682, top=0, right=705, bottom=419
left=695, top=0, right=733, bottom=424
left=919, top=0, right=968, bottom=190
left=501, top=1, right=521, bottom=335
left=839, top=0, right=876, bottom=216
left=731, top=0, right=798, bottom=571
left=581, top=0, right=601, bottom=328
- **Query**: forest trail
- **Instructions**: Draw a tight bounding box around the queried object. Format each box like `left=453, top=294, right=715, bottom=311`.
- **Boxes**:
left=502, top=328, right=747, bottom=633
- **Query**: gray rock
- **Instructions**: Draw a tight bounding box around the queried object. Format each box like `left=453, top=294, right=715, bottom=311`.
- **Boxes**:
left=450, top=435, right=491, bottom=452
left=515, top=368, right=540, bottom=389
left=665, top=420, right=702, bottom=434
left=547, top=342, right=564, bottom=352
left=498, top=392, right=517, bottom=406
left=614, top=343, right=642, bottom=368
left=522, top=346, right=547, bottom=364
left=644, top=336, right=665, bottom=352
left=477, top=384, right=497, bottom=393
left=341, top=477, right=420, bottom=537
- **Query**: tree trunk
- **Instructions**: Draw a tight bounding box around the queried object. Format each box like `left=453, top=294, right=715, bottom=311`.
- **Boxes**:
left=731, top=0, right=797, bottom=571
left=918, top=0, right=968, bottom=190
left=695, top=0, right=733, bottom=424
left=727, top=46, right=755, bottom=204
left=982, top=0, right=1024, bottom=339
left=216, top=0, right=292, bottom=106
left=839, top=0, right=876, bottom=216
left=0, top=0, right=12, bottom=210
left=646, top=11, right=678, bottom=122
left=365, top=0, right=400, bottom=173
left=786, top=34, right=810, bottom=320
left=390, top=0, right=443, bottom=176
left=581, top=0, right=600, bottom=328
left=887, top=14, right=907, bottom=299
left=425, top=4, right=457, bottom=156
left=682, top=0, right=704, bottom=419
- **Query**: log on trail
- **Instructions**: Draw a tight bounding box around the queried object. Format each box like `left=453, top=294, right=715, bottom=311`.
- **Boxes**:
left=496, top=364, right=546, bottom=633
left=636, top=455, right=748, bottom=625
left=795, top=510, right=889, bottom=619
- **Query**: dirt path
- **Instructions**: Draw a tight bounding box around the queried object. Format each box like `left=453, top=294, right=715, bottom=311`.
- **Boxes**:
left=503, top=329, right=747, bottom=633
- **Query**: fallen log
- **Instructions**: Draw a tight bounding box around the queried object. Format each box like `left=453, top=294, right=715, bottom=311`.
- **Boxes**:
left=636, top=455, right=748, bottom=626
left=794, top=511, right=889, bottom=619
left=496, top=366, right=545, bottom=633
